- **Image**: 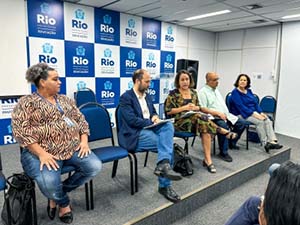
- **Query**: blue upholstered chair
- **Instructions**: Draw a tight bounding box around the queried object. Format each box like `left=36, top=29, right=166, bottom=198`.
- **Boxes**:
left=74, top=87, right=97, bottom=108
left=260, top=95, right=276, bottom=126
left=79, top=102, right=135, bottom=207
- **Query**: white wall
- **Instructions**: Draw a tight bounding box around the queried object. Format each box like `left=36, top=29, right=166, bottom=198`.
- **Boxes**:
left=176, top=26, right=216, bottom=90
left=276, top=22, right=300, bottom=138
left=0, top=0, right=28, bottom=96
left=215, top=25, right=280, bottom=98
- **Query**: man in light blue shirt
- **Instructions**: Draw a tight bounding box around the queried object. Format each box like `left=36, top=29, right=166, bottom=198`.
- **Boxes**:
left=198, top=72, right=246, bottom=162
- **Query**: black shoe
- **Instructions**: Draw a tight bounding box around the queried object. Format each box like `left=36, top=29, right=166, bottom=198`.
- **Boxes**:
left=154, top=163, right=182, bottom=181
left=273, top=143, right=283, bottom=149
left=218, top=153, right=233, bottom=162
left=229, top=143, right=240, bottom=150
left=202, top=160, right=217, bottom=173
left=158, top=186, right=181, bottom=203
left=59, top=211, right=73, bottom=224
left=47, top=199, right=56, bottom=220
left=264, top=142, right=283, bottom=153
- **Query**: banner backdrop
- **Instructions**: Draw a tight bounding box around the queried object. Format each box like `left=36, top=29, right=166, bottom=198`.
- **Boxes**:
left=0, top=0, right=177, bottom=145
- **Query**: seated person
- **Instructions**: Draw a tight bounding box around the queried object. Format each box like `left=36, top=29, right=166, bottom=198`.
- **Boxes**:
left=118, top=69, right=182, bottom=203
left=11, top=63, right=102, bottom=224
left=230, top=74, right=282, bottom=153
left=224, top=161, right=300, bottom=225
left=164, top=70, right=237, bottom=174
left=198, top=72, right=246, bottom=162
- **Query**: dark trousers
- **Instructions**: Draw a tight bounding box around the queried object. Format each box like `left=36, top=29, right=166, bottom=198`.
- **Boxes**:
left=224, top=196, right=260, bottom=225
left=213, top=118, right=246, bottom=155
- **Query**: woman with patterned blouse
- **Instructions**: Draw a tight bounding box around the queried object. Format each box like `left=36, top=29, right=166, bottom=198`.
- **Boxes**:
left=165, top=70, right=237, bottom=173
left=11, top=63, right=102, bottom=224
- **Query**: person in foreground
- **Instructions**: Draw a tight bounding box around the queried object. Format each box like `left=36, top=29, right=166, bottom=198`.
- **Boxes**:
left=118, top=69, right=182, bottom=203
left=224, top=161, right=300, bottom=225
left=198, top=72, right=246, bottom=163
left=165, top=70, right=237, bottom=173
left=11, top=63, right=102, bottom=223
left=229, top=74, right=282, bottom=153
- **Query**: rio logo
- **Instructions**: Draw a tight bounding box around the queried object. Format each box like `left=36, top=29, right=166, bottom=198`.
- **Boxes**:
left=165, top=35, right=174, bottom=42
left=37, top=14, right=56, bottom=25
left=125, top=28, right=137, bottom=37
left=39, top=55, right=57, bottom=64
left=146, top=32, right=157, bottom=39
left=73, top=57, right=88, bottom=65
left=100, top=24, right=114, bottom=33
left=72, top=20, right=88, bottom=29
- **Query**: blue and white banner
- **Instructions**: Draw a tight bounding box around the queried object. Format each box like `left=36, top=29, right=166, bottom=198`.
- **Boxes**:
left=65, top=41, right=94, bottom=77
left=147, top=79, right=160, bottom=104
left=27, top=0, right=64, bottom=39
left=160, top=51, right=175, bottom=78
left=120, top=14, right=142, bottom=48
left=28, top=37, right=65, bottom=76
left=120, top=47, right=141, bottom=77
left=0, top=119, right=16, bottom=145
left=142, top=49, right=160, bottom=79
left=96, top=78, right=120, bottom=108
left=161, top=22, right=176, bottom=51
left=64, top=2, right=94, bottom=43
left=1, top=0, right=179, bottom=146
left=95, top=44, right=120, bottom=78
left=95, top=8, right=120, bottom=45
left=142, top=18, right=161, bottom=50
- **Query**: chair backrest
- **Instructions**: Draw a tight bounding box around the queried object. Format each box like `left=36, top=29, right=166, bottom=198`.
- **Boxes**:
left=260, top=95, right=276, bottom=113
left=115, top=105, right=121, bottom=134
left=74, top=88, right=97, bottom=108
left=225, top=92, right=232, bottom=109
left=253, top=93, right=260, bottom=104
left=79, top=102, right=114, bottom=144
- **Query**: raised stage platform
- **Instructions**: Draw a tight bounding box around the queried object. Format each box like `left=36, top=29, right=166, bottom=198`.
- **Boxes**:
left=0, top=138, right=291, bottom=225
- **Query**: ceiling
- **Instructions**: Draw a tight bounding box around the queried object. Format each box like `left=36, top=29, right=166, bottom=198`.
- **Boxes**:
left=64, top=0, right=300, bottom=32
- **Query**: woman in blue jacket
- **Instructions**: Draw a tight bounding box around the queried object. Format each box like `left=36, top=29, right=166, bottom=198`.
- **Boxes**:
left=230, top=74, right=282, bottom=152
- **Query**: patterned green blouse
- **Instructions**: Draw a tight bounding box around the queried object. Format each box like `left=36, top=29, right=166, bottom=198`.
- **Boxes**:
left=164, top=89, right=218, bottom=136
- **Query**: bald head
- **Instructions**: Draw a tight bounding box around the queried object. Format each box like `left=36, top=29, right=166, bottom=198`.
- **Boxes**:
left=205, top=72, right=219, bottom=89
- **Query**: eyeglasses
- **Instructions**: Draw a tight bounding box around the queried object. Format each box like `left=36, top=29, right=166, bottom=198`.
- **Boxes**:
left=211, top=78, right=219, bottom=82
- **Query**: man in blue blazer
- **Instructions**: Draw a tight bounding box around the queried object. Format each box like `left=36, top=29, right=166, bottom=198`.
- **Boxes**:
left=118, top=69, right=182, bottom=203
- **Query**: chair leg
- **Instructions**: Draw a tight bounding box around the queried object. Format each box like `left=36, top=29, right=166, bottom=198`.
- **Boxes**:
left=184, top=137, right=189, bottom=154
left=191, top=136, right=196, bottom=147
left=112, top=160, right=119, bottom=178
left=246, top=127, right=249, bottom=150
left=128, top=154, right=134, bottom=195
left=213, top=136, right=216, bottom=155
left=85, top=182, right=90, bottom=211
left=144, top=152, right=149, bottom=167
left=89, top=180, right=94, bottom=210
left=132, top=154, right=138, bottom=193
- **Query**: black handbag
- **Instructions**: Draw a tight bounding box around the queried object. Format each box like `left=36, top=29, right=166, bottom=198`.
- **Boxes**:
left=1, top=173, right=35, bottom=225
left=173, top=143, right=193, bottom=176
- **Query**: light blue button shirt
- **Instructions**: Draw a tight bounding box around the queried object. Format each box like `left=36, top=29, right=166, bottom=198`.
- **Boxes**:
left=198, top=84, right=238, bottom=124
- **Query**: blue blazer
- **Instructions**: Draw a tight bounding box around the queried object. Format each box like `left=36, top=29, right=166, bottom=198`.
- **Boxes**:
left=118, top=89, right=157, bottom=151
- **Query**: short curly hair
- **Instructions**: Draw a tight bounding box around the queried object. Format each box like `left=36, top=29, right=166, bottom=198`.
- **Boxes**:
left=25, top=63, right=55, bottom=88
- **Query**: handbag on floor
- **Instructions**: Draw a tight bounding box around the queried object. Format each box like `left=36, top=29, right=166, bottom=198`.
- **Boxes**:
left=173, top=143, right=193, bottom=176
left=1, top=173, right=35, bottom=225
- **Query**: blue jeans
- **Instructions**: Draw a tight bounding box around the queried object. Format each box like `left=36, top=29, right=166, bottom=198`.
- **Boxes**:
left=224, top=196, right=260, bottom=225
left=136, top=121, right=174, bottom=188
left=21, top=149, right=102, bottom=207
left=213, top=118, right=246, bottom=155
